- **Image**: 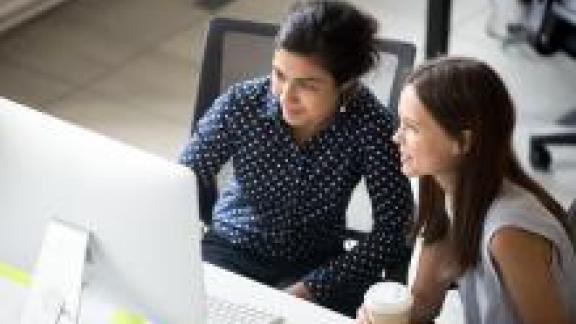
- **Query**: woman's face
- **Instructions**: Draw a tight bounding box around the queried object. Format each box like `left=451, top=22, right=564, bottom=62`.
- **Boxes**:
left=392, top=85, right=464, bottom=179
left=271, top=49, right=340, bottom=134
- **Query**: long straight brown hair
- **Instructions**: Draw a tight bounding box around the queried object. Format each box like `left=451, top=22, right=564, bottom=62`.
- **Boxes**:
left=409, top=57, right=571, bottom=271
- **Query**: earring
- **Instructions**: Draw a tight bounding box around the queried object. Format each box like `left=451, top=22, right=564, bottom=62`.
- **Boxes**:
left=338, top=80, right=358, bottom=113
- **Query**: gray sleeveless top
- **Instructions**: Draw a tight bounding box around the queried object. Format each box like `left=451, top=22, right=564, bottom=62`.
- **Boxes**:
left=455, top=181, right=576, bottom=324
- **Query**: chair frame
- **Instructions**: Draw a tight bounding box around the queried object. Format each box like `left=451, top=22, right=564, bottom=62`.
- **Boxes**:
left=527, top=0, right=576, bottom=170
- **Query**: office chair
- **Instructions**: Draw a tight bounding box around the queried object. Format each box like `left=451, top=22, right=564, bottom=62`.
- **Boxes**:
left=525, top=0, right=576, bottom=170
left=191, top=17, right=416, bottom=244
left=568, top=198, right=576, bottom=246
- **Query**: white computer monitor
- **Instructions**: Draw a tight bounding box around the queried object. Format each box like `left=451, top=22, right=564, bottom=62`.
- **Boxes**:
left=0, top=98, right=205, bottom=323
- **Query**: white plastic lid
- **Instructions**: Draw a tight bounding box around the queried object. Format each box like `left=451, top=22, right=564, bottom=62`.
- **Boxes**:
left=364, top=282, right=413, bottom=315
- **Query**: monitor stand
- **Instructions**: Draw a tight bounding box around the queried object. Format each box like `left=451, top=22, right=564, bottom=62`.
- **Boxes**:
left=20, top=219, right=90, bottom=324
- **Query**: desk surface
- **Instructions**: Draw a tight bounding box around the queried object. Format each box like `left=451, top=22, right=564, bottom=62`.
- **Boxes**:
left=1, top=261, right=463, bottom=323
left=0, top=262, right=352, bottom=324
left=205, top=261, right=464, bottom=324
left=204, top=263, right=352, bottom=323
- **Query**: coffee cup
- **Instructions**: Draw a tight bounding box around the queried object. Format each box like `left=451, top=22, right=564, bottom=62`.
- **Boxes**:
left=364, top=281, right=413, bottom=324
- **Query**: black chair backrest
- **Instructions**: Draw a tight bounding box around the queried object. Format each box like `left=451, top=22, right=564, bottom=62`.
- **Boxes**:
left=192, top=17, right=416, bottom=225
left=568, top=198, right=576, bottom=247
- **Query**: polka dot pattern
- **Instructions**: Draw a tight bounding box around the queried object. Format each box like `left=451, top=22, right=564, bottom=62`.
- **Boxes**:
left=179, top=76, right=413, bottom=303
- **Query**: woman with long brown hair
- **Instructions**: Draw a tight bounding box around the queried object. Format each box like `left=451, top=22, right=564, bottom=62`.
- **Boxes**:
left=357, top=56, right=575, bottom=323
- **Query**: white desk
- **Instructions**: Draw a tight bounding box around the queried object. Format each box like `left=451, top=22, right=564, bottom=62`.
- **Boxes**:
left=205, top=259, right=463, bottom=324
left=1, top=261, right=464, bottom=323
left=204, top=263, right=352, bottom=323
left=205, top=263, right=464, bottom=323
left=0, top=262, right=351, bottom=323
left=0, top=275, right=27, bottom=324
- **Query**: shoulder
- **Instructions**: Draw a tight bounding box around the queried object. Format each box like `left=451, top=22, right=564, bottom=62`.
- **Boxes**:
left=484, top=181, right=559, bottom=263
left=485, top=182, right=559, bottom=232
left=224, top=76, right=271, bottom=103
left=212, top=76, right=274, bottom=119
left=489, top=226, right=552, bottom=265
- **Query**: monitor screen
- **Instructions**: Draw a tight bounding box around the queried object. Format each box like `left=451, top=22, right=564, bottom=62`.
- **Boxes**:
left=0, top=98, right=205, bottom=323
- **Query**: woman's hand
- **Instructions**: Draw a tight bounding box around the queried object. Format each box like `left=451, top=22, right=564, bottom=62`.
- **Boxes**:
left=284, top=281, right=312, bottom=300
left=355, top=304, right=373, bottom=324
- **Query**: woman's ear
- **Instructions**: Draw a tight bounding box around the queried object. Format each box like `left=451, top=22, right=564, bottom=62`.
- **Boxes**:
left=451, top=130, right=472, bottom=155
left=460, top=130, right=473, bottom=154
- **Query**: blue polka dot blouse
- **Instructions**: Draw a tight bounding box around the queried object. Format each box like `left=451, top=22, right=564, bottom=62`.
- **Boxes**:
left=179, top=76, right=413, bottom=303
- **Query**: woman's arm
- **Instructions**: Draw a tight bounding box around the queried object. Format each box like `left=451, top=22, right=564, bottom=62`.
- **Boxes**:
left=179, top=87, right=238, bottom=180
left=490, top=227, right=570, bottom=324
left=355, top=237, right=457, bottom=324
left=304, top=110, right=414, bottom=305
left=409, top=237, right=459, bottom=324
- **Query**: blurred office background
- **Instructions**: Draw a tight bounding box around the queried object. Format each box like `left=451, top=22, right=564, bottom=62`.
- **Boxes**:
left=0, top=0, right=574, bottom=210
